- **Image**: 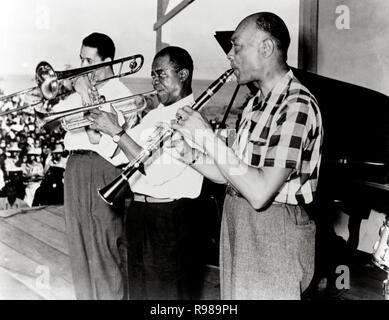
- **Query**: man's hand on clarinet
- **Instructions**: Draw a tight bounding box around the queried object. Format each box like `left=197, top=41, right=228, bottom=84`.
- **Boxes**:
left=171, top=106, right=213, bottom=147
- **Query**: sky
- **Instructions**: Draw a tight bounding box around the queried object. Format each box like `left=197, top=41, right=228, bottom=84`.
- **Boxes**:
left=0, top=0, right=300, bottom=80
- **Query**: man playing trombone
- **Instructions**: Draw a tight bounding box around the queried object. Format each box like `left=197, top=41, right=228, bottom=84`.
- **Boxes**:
left=53, top=32, right=134, bottom=300
left=87, top=46, right=207, bottom=300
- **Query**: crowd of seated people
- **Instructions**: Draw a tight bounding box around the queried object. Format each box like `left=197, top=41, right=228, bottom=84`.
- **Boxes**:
left=0, top=111, right=68, bottom=207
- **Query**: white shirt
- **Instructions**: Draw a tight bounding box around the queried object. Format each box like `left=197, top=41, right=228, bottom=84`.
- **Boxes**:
left=5, top=158, right=18, bottom=173
left=27, top=162, right=44, bottom=177
left=54, top=78, right=132, bottom=162
left=111, top=94, right=203, bottom=199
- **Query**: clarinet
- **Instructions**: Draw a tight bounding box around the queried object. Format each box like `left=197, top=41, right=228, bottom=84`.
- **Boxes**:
left=98, top=69, right=234, bottom=205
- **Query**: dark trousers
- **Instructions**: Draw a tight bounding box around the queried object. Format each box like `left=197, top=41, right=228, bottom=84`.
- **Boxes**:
left=127, top=198, right=206, bottom=300
left=64, top=152, right=127, bottom=300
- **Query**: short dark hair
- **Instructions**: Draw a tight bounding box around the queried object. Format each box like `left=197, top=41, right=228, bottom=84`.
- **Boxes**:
left=154, top=46, right=194, bottom=83
left=253, top=12, right=290, bottom=62
left=82, top=32, right=115, bottom=60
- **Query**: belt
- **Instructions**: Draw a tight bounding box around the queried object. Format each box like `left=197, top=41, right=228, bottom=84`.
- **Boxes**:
left=70, top=149, right=97, bottom=156
left=225, top=184, right=244, bottom=198
left=133, top=193, right=175, bottom=203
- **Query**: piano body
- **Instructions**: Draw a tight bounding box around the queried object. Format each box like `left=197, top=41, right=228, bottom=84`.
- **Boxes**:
left=293, top=67, right=389, bottom=237
left=289, top=68, right=389, bottom=291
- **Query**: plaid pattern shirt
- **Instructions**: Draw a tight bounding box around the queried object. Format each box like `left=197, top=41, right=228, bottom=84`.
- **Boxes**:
left=233, top=70, right=323, bottom=204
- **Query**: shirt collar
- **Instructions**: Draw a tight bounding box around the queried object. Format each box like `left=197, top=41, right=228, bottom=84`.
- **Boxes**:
left=256, top=69, right=294, bottom=101
left=157, top=93, right=194, bottom=110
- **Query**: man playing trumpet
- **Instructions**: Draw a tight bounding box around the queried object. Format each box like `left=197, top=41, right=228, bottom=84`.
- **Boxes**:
left=53, top=32, right=134, bottom=300
left=87, top=46, right=207, bottom=300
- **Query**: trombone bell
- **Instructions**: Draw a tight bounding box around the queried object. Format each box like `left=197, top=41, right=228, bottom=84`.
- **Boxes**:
left=36, top=62, right=59, bottom=100
left=35, top=54, right=144, bottom=100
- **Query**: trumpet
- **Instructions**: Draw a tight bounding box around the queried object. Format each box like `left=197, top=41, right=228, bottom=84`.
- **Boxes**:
left=35, top=90, right=157, bottom=131
left=98, top=69, right=234, bottom=205
left=0, top=54, right=144, bottom=116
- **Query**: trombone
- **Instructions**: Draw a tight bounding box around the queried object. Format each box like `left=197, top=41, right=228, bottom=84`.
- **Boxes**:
left=36, top=54, right=144, bottom=100
left=0, top=54, right=144, bottom=116
left=35, top=90, right=157, bottom=131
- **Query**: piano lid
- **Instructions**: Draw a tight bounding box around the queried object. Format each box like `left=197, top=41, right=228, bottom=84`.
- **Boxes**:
left=214, top=31, right=233, bottom=55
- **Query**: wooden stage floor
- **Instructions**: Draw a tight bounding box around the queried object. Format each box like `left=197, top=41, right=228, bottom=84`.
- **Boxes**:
left=0, top=205, right=387, bottom=300
left=0, top=206, right=74, bottom=300
left=0, top=205, right=220, bottom=300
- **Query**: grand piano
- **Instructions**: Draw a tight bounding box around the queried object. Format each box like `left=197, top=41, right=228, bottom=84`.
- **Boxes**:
left=292, top=66, right=389, bottom=287
left=211, top=31, right=389, bottom=283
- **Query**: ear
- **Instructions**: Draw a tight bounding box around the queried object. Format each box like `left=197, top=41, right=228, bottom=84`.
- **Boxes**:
left=178, top=68, right=189, bottom=82
left=103, top=57, right=112, bottom=63
left=260, top=37, right=275, bottom=58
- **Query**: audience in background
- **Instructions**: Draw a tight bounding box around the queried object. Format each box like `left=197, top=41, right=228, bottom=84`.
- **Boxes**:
left=0, top=181, right=29, bottom=210
left=0, top=110, right=67, bottom=206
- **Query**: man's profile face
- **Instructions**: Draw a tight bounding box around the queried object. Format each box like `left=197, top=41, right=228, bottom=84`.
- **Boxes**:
left=151, top=55, right=183, bottom=106
left=228, top=20, right=265, bottom=84
left=79, top=45, right=104, bottom=81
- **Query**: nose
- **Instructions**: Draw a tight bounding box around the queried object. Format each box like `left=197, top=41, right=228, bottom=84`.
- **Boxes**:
left=151, top=76, right=160, bottom=86
left=81, top=59, right=89, bottom=68
left=227, top=47, right=234, bottom=62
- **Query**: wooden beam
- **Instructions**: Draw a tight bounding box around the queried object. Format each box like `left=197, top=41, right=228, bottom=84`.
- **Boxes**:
left=154, top=0, right=195, bottom=31
left=156, top=0, right=168, bottom=52
left=298, top=0, right=319, bottom=73
left=160, top=0, right=170, bottom=14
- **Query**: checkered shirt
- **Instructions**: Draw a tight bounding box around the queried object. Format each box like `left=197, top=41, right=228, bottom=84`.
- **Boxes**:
left=233, top=70, right=323, bottom=204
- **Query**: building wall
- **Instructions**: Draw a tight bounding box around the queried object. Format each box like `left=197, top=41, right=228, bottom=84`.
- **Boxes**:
left=317, top=0, right=389, bottom=96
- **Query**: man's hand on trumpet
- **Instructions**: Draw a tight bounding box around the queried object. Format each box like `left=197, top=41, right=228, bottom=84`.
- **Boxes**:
left=86, top=108, right=123, bottom=137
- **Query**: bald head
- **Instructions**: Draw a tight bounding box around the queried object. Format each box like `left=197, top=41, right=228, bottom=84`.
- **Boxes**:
left=237, top=12, right=290, bottom=63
